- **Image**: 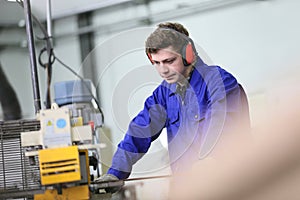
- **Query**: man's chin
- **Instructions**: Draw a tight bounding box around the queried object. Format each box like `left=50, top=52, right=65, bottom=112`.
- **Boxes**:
left=165, top=79, right=177, bottom=84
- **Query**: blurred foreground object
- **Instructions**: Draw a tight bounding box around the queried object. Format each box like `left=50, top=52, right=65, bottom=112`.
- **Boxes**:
left=169, top=81, right=300, bottom=200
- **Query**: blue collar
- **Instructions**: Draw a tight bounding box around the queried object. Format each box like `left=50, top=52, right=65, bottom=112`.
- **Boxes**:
left=168, top=56, right=205, bottom=97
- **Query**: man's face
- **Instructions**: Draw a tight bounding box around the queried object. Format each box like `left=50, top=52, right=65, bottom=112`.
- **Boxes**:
left=150, top=46, right=190, bottom=84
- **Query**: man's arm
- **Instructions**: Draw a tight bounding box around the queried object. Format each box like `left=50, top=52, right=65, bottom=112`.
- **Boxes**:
left=107, top=87, right=167, bottom=179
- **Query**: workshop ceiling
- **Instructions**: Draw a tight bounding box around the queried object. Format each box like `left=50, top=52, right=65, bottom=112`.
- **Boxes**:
left=0, top=0, right=256, bottom=27
left=0, top=0, right=258, bottom=28
left=0, top=0, right=133, bottom=27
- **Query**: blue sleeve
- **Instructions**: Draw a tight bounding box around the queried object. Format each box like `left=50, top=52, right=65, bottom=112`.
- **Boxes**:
left=107, top=86, right=167, bottom=179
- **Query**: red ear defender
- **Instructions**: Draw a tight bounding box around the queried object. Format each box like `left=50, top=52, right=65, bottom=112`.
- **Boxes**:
left=185, top=43, right=194, bottom=65
left=147, top=52, right=154, bottom=65
left=182, top=39, right=195, bottom=66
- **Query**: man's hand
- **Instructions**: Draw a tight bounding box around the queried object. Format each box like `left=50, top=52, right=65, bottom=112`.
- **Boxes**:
left=94, top=174, right=123, bottom=193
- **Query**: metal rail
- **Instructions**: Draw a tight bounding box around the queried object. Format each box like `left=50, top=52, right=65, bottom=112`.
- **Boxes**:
left=23, top=0, right=41, bottom=113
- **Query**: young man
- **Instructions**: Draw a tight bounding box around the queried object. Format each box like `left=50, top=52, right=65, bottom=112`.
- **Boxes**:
left=96, top=22, right=250, bottom=189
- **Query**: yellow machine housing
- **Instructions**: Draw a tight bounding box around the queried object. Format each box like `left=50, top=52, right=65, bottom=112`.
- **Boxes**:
left=36, top=146, right=91, bottom=200
left=39, top=146, right=81, bottom=185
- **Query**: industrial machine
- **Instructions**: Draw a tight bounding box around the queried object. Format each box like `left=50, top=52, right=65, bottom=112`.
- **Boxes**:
left=20, top=79, right=104, bottom=200
left=0, top=79, right=104, bottom=200
left=0, top=79, right=139, bottom=200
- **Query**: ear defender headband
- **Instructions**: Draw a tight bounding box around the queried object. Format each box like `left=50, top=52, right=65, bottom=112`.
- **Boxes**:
left=147, top=37, right=196, bottom=67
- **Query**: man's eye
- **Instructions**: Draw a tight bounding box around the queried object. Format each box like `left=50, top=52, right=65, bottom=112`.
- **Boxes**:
left=166, top=58, right=176, bottom=64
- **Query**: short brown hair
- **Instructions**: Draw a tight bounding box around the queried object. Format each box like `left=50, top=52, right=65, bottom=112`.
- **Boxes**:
left=145, top=22, right=190, bottom=55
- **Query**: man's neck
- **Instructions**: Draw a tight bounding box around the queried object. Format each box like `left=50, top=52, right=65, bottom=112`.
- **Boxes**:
left=177, top=65, right=194, bottom=86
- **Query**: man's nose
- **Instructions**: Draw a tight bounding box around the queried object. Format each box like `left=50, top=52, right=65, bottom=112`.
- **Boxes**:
left=157, top=63, right=169, bottom=73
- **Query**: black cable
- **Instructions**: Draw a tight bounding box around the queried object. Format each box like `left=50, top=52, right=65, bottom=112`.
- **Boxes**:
left=38, top=47, right=55, bottom=109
